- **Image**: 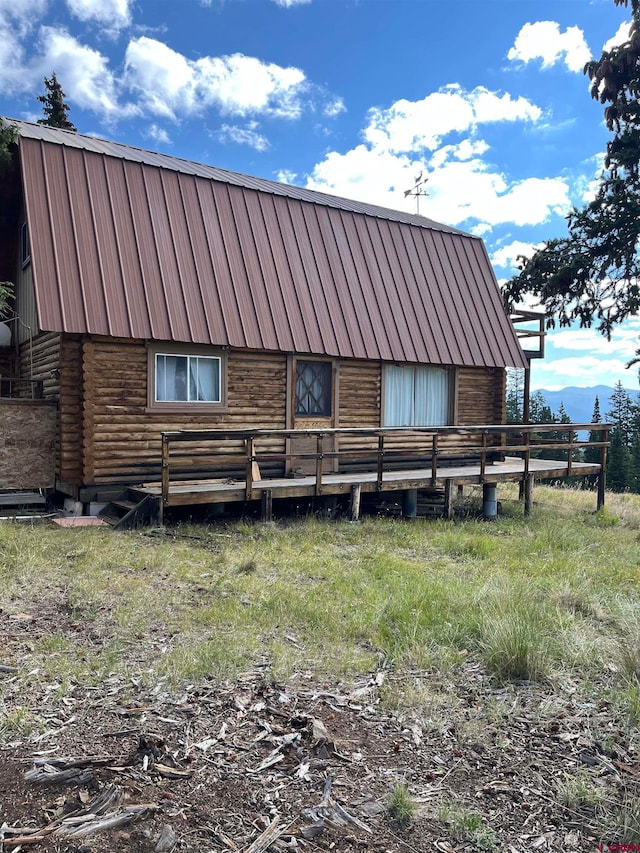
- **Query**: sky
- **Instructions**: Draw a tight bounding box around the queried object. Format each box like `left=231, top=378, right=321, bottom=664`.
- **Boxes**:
left=0, top=0, right=638, bottom=393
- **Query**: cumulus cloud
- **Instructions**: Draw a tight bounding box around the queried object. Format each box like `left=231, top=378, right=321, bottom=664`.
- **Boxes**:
left=603, top=21, right=632, bottom=53
left=364, top=85, right=541, bottom=154
left=272, top=0, right=311, bottom=5
left=491, top=240, right=541, bottom=271
left=66, top=0, right=131, bottom=32
left=507, top=21, right=591, bottom=72
left=531, top=354, right=634, bottom=390
left=305, top=85, right=570, bottom=231
left=125, top=37, right=306, bottom=120
left=35, top=26, right=126, bottom=116
left=218, top=122, right=270, bottom=151
left=145, top=123, right=171, bottom=146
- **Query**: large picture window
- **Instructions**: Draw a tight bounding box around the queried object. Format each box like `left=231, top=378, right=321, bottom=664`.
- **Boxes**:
left=383, top=364, right=450, bottom=427
left=147, top=346, right=227, bottom=412
left=295, top=360, right=332, bottom=417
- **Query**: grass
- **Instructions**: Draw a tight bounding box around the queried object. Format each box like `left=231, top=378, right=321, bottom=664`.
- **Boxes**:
left=387, top=782, right=416, bottom=823
left=1, top=484, right=639, bottom=696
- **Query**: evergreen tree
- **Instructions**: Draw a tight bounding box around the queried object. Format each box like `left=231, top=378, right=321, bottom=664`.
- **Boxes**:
left=503, top=0, right=640, bottom=367
left=528, top=390, right=554, bottom=425
left=608, top=427, right=631, bottom=490
left=0, top=122, right=17, bottom=174
left=37, top=73, right=76, bottom=131
left=585, top=396, right=604, bottom=465
left=506, top=368, right=524, bottom=423
left=607, top=381, right=635, bottom=445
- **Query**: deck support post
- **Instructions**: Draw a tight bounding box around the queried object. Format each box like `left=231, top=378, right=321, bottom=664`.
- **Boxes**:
left=457, top=484, right=464, bottom=500
left=402, top=488, right=418, bottom=519
left=482, top=483, right=497, bottom=520
left=524, top=474, right=534, bottom=516
left=261, top=489, right=273, bottom=524
left=444, top=480, right=454, bottom=520
left=350, top=483, right=362, bottom=522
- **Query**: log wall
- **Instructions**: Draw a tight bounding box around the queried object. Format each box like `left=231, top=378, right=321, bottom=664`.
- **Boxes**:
left=458, top=367, right=506, bottom=425
left=82, top=339, right=288, bottom=484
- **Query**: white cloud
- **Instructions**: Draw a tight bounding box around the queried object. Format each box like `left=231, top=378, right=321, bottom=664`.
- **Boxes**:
left=491, top=240, right=540, bottom=271
left=145, top=123, right=171, bottom=146
left=530, top=354, right=635, bottom=391
left=603, top=21, right=632, bottom=53
left=508, top=22, right=591, bottom=72
left=548, top=321, right=640, bottom=361
left=272, top=0, right=311, bottom=6
left=35, top=26, right=126, bottom=116
left=66, top=0, right=131, bottom=32
left=364, top=85, right=541, bottom=154
left=276, top=168, right=298, bottom=184
left=0, top=0, right=48, bottom=91
left=125, top=37, right=306, bottom=120
left=218, top=122, right=270, bottom=151
left=324, top=97, right=345, bottom=118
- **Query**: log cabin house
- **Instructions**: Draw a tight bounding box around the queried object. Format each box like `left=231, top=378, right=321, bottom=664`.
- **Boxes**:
left=0, top=119, right=602, bottom=522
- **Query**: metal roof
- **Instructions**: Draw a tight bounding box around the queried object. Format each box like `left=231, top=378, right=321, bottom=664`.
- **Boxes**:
left=11, top=118, right=527, bottom=369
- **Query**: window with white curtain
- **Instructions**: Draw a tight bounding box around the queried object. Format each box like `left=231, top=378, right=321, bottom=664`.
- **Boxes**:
left=383, top=364, right=450, bottom=426
left=155, top=353, right=221, bottom=403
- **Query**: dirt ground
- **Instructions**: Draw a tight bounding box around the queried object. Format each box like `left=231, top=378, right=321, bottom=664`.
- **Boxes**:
left=1, top=595, right=638, bottom=853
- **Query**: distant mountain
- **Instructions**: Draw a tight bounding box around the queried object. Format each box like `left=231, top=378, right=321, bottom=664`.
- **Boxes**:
left=533, top=385, right=638, bottom=425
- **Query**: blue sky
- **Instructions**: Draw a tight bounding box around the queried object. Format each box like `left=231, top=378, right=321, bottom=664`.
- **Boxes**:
left=1, top=0, right=638, bottom=392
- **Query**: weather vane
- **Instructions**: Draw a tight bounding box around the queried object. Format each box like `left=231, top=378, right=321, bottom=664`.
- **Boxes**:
left=404, top=172, right=429, bottom=215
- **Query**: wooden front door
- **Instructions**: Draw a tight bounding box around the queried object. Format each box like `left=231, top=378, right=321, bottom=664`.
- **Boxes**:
left=288, top=358, right=337, bottom=475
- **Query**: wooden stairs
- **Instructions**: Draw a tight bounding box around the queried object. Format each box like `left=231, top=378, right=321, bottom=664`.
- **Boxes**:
left=98, top=488, right=161, bottom=530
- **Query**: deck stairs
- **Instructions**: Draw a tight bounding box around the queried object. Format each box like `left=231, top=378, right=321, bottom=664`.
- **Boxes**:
left=98, top=488, right=161, bottom=530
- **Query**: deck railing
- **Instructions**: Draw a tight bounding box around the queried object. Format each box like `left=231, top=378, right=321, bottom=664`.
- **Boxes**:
left=160, top=423, right=611, bottom=508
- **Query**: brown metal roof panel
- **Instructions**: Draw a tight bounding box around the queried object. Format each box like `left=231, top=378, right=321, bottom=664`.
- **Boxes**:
left=258, top=194, right=312, bottom=354
left=415, top=230, right=476, bottom=365
left=211, top=183, right=261, bottom=350
left=62, top=148, right=113, bottom=336
left=363, top=217, right=421, bottom=363
left=159, top=170, right=211, bottom=343
left=227, top=186, right=282, bottom=351
left=467, top=238, right=528, bottom=368
left=298, top=204, right=356, bottom=359
left=243, top=191, right=297, bottom=352
left=39, top=143, right=88, bottom=333
left=177, top=175, right=230, bottom=345
left=194, top=180, right=244, bottom=347
left=341, top=213, right=403, bottom=362
left=374, top=220, right=439, bottom=364
left=428, top=231, right=487, bottom=366
left=287, top=201, right=342, bottom=356
left=20, top=140, right=64, bottom=333
left=446, top=233, right=500, bottom=366
left=81, top=153, right=133, bottom=337
left=123, top=164, right=173, bottom=341
left=395, top=224, right=455, bottom=365
left=102, top=157, right=152, bottom=339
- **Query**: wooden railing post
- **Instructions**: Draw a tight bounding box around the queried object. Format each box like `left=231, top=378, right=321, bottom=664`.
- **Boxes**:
left=246, top=437, right=254, bottom=501
left=161, top=434, right=170, bottom=510
left=567, top=427, right=573, bottom=476
left=598, top=427, right=608, bottom=510
left=315, top=433, right=324, bottom=496
left=480, top=431, right=487, bottom=483
left=377, top=434, right=384, bottom=491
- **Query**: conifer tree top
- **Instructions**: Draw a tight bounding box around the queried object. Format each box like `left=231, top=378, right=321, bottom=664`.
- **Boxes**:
left=37, top=73, right=76, bottom=132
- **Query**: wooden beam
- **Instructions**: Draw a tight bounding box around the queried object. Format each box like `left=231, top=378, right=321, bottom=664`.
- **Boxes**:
left=261, top=489, right=273, bottom=523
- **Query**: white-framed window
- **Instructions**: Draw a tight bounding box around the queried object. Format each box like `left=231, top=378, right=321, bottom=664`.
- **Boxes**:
left=147, top=345, right=227, bottom=412
left=20, top=222, right=30, bottom=266
left=383, top=364, right=451, bottom=427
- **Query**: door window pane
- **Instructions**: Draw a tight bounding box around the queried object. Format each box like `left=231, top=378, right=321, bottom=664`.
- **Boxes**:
left=295, top=361, right=332, bottom=416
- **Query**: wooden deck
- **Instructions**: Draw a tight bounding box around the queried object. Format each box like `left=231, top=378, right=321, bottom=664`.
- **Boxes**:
left=126, top=423, right=611, bottom=522
left=144, top=456, right=602, bottom=508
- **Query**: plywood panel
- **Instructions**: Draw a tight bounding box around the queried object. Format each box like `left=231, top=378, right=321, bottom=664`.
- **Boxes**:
left=0, top=400, right=56, bottom=488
